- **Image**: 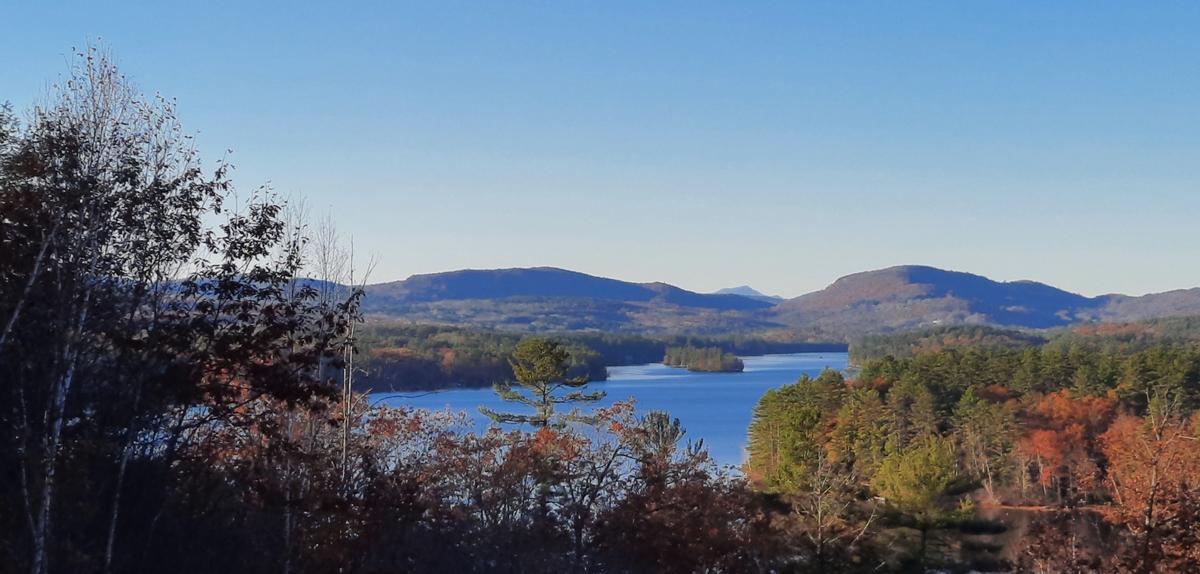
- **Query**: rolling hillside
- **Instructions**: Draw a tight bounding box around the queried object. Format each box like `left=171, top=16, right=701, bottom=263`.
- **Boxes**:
left=358, top=265, right=1200, bottom=337
left=771, top=265, right=1095, bottom=334
left=362, top=267, right=776, bottom=333
left=772, top=265, right=1200, bottom=336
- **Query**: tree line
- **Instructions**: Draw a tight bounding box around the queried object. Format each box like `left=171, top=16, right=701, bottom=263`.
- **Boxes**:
left=850, top=325, right=1046, bottom=364
left=359, top=323, right=842, bottom=390
left=357, top=323, right=609, bottom=390
left=849, top=317, right=1200, bottom=364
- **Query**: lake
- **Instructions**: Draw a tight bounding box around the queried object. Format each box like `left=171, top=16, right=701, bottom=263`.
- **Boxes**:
left=373, top=352, right=849, bottom=468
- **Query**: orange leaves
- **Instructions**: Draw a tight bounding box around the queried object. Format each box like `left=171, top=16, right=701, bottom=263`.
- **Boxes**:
left=532, top=426, right=559, bottom=448
left=439, top=347, right=456, bottom=369
left=1101, top=414, right=1200, bottom=507
left=1016, top=390, right=1196, bottom=509
left=1096, top=413, right=1200, bottom=570
left=1017, top=391, right=1116, bottom=492
left=365, top=409, right=401, bottom=437
left=529, top=426, right=586, bottom=462
left=1021, top=428, right=1079, bottom=487
left=589, top=399, right=635, bottom=420
left=1023, top=429, right=1064, bottom=462
left=1029, top=390, right=1116, bottom=432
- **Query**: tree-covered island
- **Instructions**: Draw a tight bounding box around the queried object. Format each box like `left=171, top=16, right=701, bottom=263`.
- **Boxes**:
left=663, top=345, right=745, bottom=372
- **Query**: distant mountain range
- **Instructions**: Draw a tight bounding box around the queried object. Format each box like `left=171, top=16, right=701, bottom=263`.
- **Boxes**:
left=360, top=265, right=1200, bottom=338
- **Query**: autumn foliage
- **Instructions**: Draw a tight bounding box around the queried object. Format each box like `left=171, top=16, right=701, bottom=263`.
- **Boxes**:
left=747, top=346, right=1200, bottom=571
left=168, top=397, right=780, bottom=573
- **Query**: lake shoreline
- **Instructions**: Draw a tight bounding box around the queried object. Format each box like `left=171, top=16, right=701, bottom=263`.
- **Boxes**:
left=375, top=352, right=850, bottom=467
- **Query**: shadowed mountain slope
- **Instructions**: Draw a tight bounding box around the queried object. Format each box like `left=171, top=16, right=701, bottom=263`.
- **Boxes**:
left=367, top=267, right=771, bottom=311
left=361, top=267, right=774, bottom=333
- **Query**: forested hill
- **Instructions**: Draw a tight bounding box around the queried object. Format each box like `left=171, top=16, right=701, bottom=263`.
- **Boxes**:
left=361, top=267, right=778, bottom=333
left=367, top=267, right=771, bottom=310
left=355, top=265, right=1200, bottom=337
left=773, top=265, right=1095, bottom=332
left=773, top=265, right=1200, bottom=336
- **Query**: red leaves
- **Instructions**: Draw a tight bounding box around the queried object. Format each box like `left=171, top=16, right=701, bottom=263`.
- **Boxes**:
left=1017, top=391, right=1117, bottom=492
left=1029, top=390, right=1116, bottom=433
left=1097, top=413, right=1200, bottom=570
left=1022, top=428, right=1077, bottom=487
left=1101, top=414, right=1200, bottom=512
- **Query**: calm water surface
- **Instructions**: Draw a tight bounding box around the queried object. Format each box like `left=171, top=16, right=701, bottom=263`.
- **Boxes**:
left=374, top=352, right=849, bottom=468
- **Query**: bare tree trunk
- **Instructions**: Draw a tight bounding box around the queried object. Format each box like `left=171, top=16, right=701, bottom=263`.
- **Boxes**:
left=103, top=379, right=145, bottom=574
left=31, top=301, right=88, bottom=574
left=283, top=409, right=295, bottom=574
left=342, top=333, right=351, bottom=484
left=16, top=387, right=39, bottom=554
left=981, top=453, right=996, bottom=502
left=103, top=437, right=133, bottom=574
left=0, top=226, right=56, bottom=353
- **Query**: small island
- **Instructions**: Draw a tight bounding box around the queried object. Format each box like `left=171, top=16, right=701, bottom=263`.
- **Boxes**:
left=663, top=345, right=745, bottom=372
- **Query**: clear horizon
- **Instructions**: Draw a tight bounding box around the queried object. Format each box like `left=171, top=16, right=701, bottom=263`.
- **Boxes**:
left=5, top=2, right=1200, bottom=298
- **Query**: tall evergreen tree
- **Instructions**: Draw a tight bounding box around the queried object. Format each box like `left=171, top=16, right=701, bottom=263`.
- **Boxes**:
left=480, top=337, right=604, bottom=428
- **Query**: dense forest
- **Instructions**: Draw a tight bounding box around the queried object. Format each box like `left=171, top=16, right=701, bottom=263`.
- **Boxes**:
left=747, top=345, right=1200, bottom=571
left=850, top=325, right=1047, bottom=363
left=1049, top=315, right=1200, bottom=352
left=849, top=317, right=1200, bottom=364
left=662, top=346, right=745, bottom=372
left=357, top=323, right=609, bottom=390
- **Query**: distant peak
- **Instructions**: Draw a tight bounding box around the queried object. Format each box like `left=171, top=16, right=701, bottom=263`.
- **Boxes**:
left=715, top=285, right=764, bottom=296
left=714, top=286, right=783, bottom=301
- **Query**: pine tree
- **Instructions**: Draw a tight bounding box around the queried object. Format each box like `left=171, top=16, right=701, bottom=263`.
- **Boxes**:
left=480, top=337, right=604, bottom=428
left=872, top=436, right=960, bottom=568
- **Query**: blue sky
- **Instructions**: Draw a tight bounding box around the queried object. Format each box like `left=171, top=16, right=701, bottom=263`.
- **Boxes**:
left=4, top=2, right=1200, bottom=297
